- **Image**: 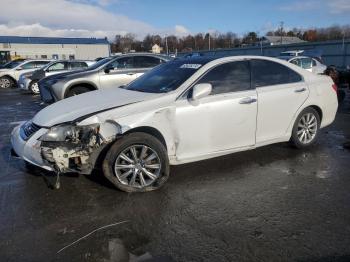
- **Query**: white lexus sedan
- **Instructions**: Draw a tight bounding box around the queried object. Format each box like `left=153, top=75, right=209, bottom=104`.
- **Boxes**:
left=11, top=56, right=338, bottom=192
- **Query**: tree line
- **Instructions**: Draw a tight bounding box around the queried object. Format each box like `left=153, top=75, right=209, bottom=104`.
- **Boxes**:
left=110, top=24, right=350, bottom=54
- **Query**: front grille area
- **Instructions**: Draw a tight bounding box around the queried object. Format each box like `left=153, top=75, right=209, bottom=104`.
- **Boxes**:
left=20, top=121, right=41, bottom=141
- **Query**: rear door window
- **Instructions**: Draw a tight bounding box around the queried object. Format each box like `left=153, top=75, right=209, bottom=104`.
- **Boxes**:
left=70, top=61, right=88, bottom=69
left=112, top=57, right=135, bottom=69
left=21, top=62, right=37, bottom=69
left=35, top=61, right=50, bottom=68
left=251, top=59, right=302, bottom=88
left=197, top=61, right=251, bottom=95
left=47, top=62, right=67, bottom=72
left=133, top=56, right=163, bottom=68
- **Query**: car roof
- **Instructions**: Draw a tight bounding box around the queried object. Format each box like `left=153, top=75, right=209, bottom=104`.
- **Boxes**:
left=173, top=56, right=217, bottom=64
left=116, top=53, right=173, bottom=60
left=279, top=56, right=314, bottom=61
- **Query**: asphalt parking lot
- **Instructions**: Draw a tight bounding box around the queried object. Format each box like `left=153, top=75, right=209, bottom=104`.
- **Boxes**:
left=1, top=88, right=350, bottom=262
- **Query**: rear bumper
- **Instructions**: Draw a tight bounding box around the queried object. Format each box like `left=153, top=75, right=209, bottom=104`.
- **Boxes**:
left=11, top=125, right=53, bottom=171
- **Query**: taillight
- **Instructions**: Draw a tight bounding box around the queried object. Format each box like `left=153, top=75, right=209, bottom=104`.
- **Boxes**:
left=332, top=84, right=337, bottom=92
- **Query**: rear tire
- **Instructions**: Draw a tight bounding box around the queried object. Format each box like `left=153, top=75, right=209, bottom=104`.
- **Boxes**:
left=102, top=132, right=170, bottom=192
left=0, top=76, right=15, bottom=89
left=290, top=107, right=320, bottom=148
left=66, top=86, right=91, bottom=98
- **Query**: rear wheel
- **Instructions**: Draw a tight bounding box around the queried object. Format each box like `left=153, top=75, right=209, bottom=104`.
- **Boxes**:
left=0, top=76, right=15, bottom=89
left=290, top=107, right=320, bottom=148
left=29, top=81, right=40, bottom=94
left=102, top=132, right=170, bottom=192
left=66, top=86, right=91, bottom=98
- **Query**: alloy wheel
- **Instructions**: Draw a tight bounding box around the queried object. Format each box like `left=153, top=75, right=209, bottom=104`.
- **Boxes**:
left=297, top=112, right=318, bottom=144
left=31, top=82, right=40, bottom=94
left=114, top=144, right=161, bottom=189
left=0, top=78, right=11, bottom=88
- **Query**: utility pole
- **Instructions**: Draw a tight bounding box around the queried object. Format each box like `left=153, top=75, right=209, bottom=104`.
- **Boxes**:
left=208, top=33, right=211, bottom=50
left=280, top=21, right=284, bottom=45
left=165, top=36, right=168, bottom=55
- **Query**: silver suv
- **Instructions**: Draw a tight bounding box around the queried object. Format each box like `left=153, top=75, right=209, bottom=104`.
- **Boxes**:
left=19, top=60, right=94, bottom=94
left=0, top=59, right=52, bottom=88
left=39, top=54, right=171, bottom=103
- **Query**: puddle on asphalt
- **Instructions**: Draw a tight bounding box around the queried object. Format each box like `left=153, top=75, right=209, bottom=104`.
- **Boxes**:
left=315, top=170, right=331, bottom=179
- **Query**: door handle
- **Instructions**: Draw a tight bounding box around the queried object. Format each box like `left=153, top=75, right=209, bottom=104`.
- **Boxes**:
left=295, top=87, right=306, bottom=93
left=239, top=97, right=257, bottom=104
left=127, top=72, right=135, bottom=75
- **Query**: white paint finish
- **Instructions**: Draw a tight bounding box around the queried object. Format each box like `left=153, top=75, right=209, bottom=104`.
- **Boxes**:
left=32, top=87, right=162, bottom=127
left=174, top=90, right=257, bottom=161
left=0, top=60, right=52, bottom=81
left=256, top=81, right=309, bottom=143
left=11, top=126, right=53, bottom=171
left=11, top=56, right=339, bottom=172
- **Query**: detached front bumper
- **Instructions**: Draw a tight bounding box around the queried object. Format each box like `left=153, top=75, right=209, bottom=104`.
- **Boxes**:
left=11, top=125, right=53, bottom=171
left=39, top=82, right=56, bottom=103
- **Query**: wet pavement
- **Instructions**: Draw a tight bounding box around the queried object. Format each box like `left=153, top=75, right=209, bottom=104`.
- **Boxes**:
left=0, top=88, right=350, bottom=262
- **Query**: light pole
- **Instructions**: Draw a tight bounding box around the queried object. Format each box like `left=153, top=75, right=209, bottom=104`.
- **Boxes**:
left=165, top=35, right=168, bottom=55
left=208, top=33, right=211, bottom=50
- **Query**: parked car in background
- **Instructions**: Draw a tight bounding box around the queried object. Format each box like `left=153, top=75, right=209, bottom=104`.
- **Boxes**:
left=0, top=59, right=52, bottom=88
left=19, top=60, right=94, bottom=94
left=279, top=50, right=305, bottom=57
left=39, top=54, right=172, bottom=103
left=279, top=56, right=327, bottom=74
left=11, top=56, right=338, bottom=192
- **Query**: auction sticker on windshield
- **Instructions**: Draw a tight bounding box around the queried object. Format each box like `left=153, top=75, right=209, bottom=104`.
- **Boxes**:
left=180, top=64, right=202, bottom=69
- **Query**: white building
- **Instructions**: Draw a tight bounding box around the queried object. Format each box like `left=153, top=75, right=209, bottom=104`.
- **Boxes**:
left=151, top=44, right=163, bottom=54
left=0, top=36, right=110, bottom=60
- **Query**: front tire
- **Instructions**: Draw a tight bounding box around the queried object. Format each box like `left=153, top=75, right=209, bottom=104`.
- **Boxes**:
left=290, top=107, right=320, bottom=148
left=66, top=86, right=91, bottom=98
left=102, top=132, right=170, bottom=192
left=0, top=76, right=15, bottom=89
left=29, top=81, right=40, bottom=94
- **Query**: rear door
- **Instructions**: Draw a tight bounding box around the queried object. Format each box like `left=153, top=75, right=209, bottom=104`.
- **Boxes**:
left=99, top=57, right=137, bottom=89
left=252, top=59, right=309, bottom=144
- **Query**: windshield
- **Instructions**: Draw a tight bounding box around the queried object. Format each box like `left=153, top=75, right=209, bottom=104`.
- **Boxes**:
left=87, top=57, right=114, bottom=70
left=3, top=60, right=24, bottom=69
left=125, top=60, right=207, bottom=93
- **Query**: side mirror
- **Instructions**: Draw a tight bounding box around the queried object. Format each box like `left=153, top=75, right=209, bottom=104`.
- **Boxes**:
left=104, top=64, right=114, bottom=73
left=15, top=66, right=23, bottom=71
left=192, top=83, right=212, bottom=101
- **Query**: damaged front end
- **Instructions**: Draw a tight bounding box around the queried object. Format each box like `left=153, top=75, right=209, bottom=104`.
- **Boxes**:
left=40, top=120, right=121, bottom=174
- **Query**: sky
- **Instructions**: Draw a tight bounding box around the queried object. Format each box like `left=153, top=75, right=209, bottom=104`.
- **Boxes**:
left=0, top=0, right=349, bottom=40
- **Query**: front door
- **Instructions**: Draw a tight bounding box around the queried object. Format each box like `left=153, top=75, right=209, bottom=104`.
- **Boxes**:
left=174, top=60, right=257, bottom=161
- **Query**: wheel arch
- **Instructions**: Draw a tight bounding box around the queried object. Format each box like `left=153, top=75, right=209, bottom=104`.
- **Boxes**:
left=1, top=74, right=16, bottom=83
left=64, top=82, right=97, bottom=98
left=93, top=126, right=168, bottom=172
left=308, top=105, right=323, bottom=122
left=123, top=126, right=168, bottom=150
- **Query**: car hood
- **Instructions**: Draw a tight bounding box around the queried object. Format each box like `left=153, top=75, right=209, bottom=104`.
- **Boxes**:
left=42, top=69, right=88, bottom=81
left=33, top=88, right=162, bottom=127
